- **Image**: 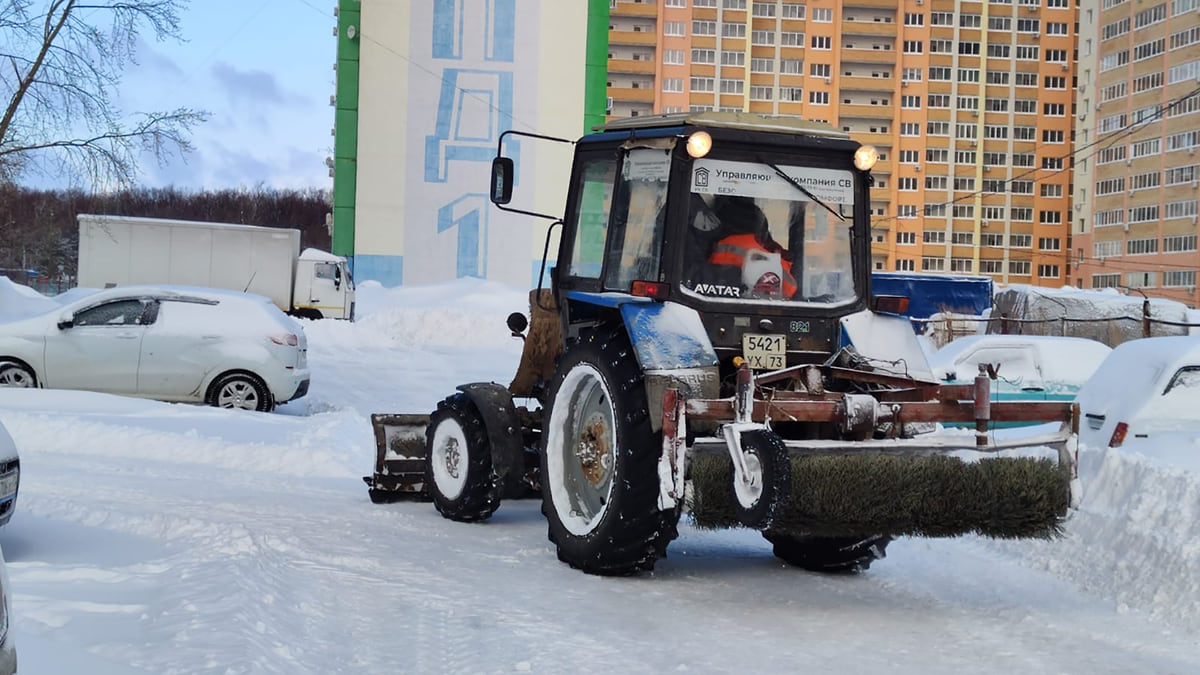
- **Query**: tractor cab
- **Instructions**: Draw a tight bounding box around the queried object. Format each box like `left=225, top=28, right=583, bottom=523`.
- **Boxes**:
left=539, top=112, right=880, bottom=363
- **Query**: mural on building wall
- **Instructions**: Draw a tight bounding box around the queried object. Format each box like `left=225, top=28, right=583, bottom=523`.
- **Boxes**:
left=407, top=0, right=534, bottom=287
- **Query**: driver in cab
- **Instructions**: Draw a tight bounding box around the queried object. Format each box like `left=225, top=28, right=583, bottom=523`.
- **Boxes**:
left=705, top=195, right=797, bottom=299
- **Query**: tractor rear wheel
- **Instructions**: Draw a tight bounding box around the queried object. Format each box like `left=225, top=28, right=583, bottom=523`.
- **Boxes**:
left=540, top=327, right=679, bottom=575
left=425, top=393, right=499, bottom=522
left=763, top=532, right=891, bottom=573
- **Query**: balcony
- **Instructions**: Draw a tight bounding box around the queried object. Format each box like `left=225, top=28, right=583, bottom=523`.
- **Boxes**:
left=851, top=130, right=892, bottom=147
left=840, top=74, right=897, bottom=91
left=609, top=58, right=656, bottom=75
left=838, top=103, right=894, bottom=120
left=843, top=0, right=902, bottom=8
left=840, top=19, right=900, bottom=37
left=609, top=29, right=657, bottom=46
left=840, top=47, right=899, bottom=64
left=607, top=86, right=655, bottom=103
left=611, top=1, right=657, bottom=18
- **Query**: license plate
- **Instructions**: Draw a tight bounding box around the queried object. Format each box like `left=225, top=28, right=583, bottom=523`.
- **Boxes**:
left=742, top=333, right=786, bottom=370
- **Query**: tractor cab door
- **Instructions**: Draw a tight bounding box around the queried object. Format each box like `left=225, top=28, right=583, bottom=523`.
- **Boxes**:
left=557, top=144, right=673, bottom=303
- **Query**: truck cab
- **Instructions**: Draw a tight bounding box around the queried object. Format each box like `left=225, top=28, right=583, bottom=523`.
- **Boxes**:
left=293, top=249, right=355, bottom=321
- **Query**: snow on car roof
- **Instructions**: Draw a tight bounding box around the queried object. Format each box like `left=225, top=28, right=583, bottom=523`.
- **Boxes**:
left=1075, top=336, right=1200, bottom=425
left=929, top=334, right=1111, bottom=385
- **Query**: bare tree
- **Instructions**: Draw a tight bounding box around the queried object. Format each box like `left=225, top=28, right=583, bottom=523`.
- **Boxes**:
left=0, top=0, right=207, bottom=187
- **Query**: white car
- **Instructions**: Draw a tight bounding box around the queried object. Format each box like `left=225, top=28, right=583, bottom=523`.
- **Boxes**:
left=0, top=285, right=310, bottom=412
left=0, top=421, right=18, bottom=528
left=929, top=334, right=1112, bottom=401
left=1075, top=336, right=1200, bottom=453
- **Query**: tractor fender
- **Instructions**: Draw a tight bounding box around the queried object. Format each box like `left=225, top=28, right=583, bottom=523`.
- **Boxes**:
left=455, top=383, right=527, bottom=498
left=620, top=301, right=720, bottom=432
left=565, top=293, right=721, bottom=432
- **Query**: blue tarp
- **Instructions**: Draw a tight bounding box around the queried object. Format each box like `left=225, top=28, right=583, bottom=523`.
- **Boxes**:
left=871, top=272, right=993, bottom=320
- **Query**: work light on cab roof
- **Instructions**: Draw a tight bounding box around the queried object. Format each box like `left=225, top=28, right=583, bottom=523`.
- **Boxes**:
left=686, top=131, right=713, bottom=158
left=854, top=145, right=879, bottom=171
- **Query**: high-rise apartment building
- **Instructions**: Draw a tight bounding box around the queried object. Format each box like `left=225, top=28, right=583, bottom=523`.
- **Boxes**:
left=607, top=0, right=1080, bottom=289
left=1073, top=0, right=1200, bottom=308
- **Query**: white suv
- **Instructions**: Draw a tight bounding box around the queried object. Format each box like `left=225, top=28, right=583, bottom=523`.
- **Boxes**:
left=0, top=285, right=310, bottom=412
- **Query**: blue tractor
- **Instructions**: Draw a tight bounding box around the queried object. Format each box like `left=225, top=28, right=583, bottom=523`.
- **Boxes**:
left=366, top=113, right=1080, bottom=576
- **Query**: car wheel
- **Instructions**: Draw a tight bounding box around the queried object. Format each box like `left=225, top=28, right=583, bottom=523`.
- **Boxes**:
left=425, top=393, right=499, bottom=522
left=208, top=372, right=274, bottom=412
left=0, top=361, right=36, bottom=388
left=763, top=532, right=891, bottom=573
left=540, top=326, right=679, bottom=576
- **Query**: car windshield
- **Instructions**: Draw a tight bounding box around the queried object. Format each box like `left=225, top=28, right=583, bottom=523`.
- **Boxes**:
left=681, top=157, right=858, bottom=305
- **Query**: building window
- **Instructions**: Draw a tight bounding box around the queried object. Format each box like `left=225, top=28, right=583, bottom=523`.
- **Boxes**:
left=809, top=91, right=829, bottom=105
left=1038, top=264, right=1060, bottom=279
left=1039, top=237, right=1061, bottom=251
left=663, top=49, right=684, bottom=65
left=722, top=23, right=747, bottom=38
left=1009, top=260, right=1032, bottom=275
left=897, top=232, right=917, bottom=245
left=692, top=49, right=715, bottom=64
left=751, top=1, right=775, bottom=16
left=692, top=21, right=716, bottom=35
left=1039, top=210, right=1063, bottom=225
left=749, top=86, right=773, bottom=100
left=900, top=122, right=921, bottom=136
left=903, top=40, right=923, bottom=54
left=812, top=7, right=833, bottom=22
left=721, top=51, right=745, bottom=66
left=690, top=77, right=714, bottom=92
left=1164, top=270, right=1198, bottom=287
left=663, top=78, right=683, bottom=93
left=923, top=257, right=947, bottom=271
left=751, top=30, right=775, bottom=45
left=811, top=35, right=831, bottom=50
left=781, top=3, right=805, bottom=19
left=665, top=21, right=686, bottom=36
left=719, top=79, right=744, bottom=94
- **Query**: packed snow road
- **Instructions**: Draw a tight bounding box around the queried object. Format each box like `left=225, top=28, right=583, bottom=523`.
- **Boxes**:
left=1, top=279, right=1197, bottom=673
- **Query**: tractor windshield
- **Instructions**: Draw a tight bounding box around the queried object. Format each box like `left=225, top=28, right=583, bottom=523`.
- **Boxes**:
left=681, top=157, right=859, bottom=305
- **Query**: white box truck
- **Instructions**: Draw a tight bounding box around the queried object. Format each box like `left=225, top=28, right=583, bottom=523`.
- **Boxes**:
left=77, top=214, right=355, bottom=320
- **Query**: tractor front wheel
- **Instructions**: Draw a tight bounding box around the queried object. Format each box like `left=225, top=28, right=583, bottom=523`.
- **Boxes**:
left=425, top=393, right=499, bottom=522
left=540, top=327, right=678, bottom=575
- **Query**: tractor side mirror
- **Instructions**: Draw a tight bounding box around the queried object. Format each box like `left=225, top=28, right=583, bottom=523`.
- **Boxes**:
left=490, top=157, right=514, bottom=205
left=506, top=312, right=528, bottom=339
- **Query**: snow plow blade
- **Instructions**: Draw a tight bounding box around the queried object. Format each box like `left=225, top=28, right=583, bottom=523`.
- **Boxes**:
left=363, top=413, right=431, bottom=503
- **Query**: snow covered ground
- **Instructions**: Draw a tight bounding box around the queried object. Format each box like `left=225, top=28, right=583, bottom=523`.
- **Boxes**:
left=0, top=278, right=1198, bottom=674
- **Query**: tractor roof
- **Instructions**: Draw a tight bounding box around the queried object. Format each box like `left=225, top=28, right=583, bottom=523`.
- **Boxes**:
left=595, top=112, right=850, bottom=140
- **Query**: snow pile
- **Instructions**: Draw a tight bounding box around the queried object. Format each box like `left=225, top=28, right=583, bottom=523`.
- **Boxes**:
left=0, top=277, right=59, bottom=319
left=993, top=446, right=1200, bottom=630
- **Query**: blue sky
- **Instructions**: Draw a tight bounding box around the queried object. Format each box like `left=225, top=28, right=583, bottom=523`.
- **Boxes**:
left=120, top=0, right=337, bottom=190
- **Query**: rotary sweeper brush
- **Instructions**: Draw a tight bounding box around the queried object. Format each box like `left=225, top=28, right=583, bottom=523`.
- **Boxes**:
left=365, top=112, right=1081, bottom=576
